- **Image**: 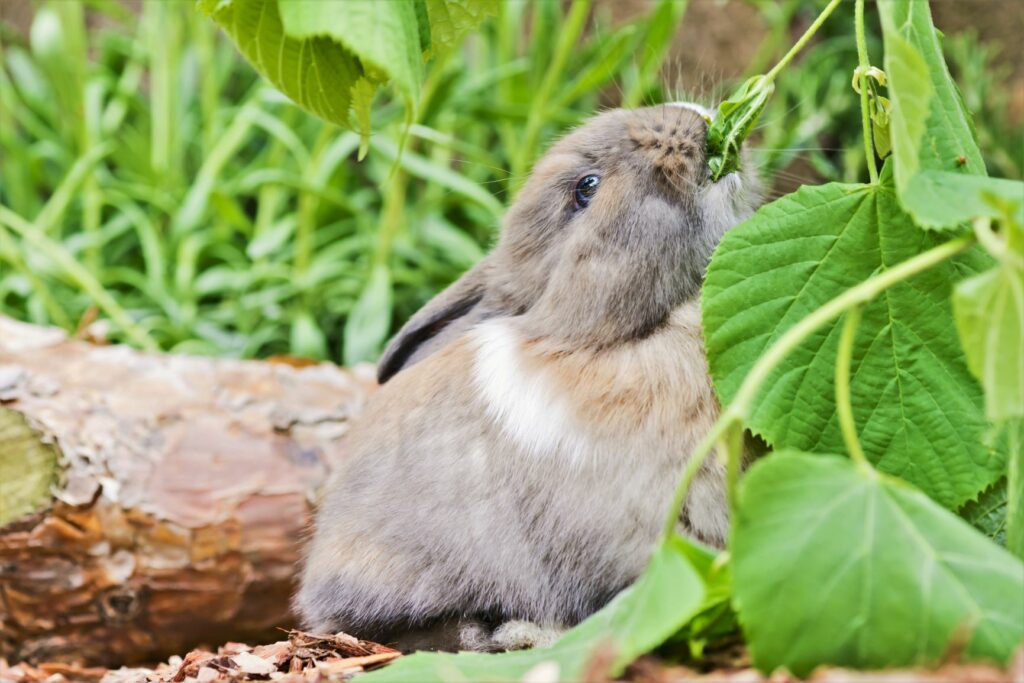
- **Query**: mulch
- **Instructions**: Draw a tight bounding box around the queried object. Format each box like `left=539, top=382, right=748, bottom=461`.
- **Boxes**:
left=0, top=632, right=1019, bottom=683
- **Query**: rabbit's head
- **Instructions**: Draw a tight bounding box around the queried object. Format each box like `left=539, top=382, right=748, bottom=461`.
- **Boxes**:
left=378, top=103, right=760, bottom=382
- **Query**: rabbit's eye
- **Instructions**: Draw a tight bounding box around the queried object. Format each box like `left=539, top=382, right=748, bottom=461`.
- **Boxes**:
left=574, top=175, right=600, bottom=209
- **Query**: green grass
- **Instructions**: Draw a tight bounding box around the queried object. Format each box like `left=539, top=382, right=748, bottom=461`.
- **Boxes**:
left=0, top=0, right=1018, bottom=364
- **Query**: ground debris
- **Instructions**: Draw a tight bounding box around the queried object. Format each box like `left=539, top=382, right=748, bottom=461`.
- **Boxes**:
left=2, top=640, right=1019, bottom=683
left=0, top=631, right=400, bottom=683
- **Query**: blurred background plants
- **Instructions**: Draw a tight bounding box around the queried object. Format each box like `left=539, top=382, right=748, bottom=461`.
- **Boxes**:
left=0, top=0, right=1020, bottom=365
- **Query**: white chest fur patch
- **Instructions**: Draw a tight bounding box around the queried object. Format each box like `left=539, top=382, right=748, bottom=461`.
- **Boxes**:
left=470, top=320, right=591, bottom=460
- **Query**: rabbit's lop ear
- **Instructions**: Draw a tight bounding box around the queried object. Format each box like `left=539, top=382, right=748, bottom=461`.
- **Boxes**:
left=376, top=259, right=491, bottom=384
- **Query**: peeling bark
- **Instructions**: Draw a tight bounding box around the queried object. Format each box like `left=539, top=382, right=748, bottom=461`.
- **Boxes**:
left=0, top=316, right=376, bottom=666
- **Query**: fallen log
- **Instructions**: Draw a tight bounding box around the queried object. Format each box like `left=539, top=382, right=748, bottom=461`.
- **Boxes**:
left=0, top=316, right=376, bottom=666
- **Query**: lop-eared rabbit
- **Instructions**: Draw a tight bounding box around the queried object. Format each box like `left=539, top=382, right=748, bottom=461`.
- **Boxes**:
left=297, top=103, right=760, bottom=652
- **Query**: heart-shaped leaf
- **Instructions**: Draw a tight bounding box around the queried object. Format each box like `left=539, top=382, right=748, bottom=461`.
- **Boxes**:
left=733, top=452, right=1024, bottom=676
left=703, top=165, right=1001, bottom=508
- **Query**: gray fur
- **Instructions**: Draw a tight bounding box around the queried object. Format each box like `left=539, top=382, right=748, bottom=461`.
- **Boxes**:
left=296, top=105, right=760, bottom=650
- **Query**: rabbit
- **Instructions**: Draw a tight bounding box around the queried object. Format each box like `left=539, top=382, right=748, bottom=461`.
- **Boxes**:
left=296, top=102, right=761, bottom=652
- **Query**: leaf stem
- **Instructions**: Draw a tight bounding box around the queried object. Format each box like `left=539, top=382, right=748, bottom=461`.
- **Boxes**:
left=764, top=0, right=844, bottom=84
left=724, top=421, right=745, bottom=507
left=974, top=216, right=1024, bottom=269
left=1008, top=420, right=1023, bottom=559
left=855, top=0, right=879, bottom=184
left=295, top=124, right=335, bottom=289
left=835, top=306, right=870, bottom=469
left=661, top=232, right=974, bottom=539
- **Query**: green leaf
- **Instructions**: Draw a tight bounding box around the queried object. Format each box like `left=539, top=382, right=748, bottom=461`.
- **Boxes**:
left=733, top=452, right=1024, bottom=677
left=706, top=75, right=774, bottom=181
left=362, top=535, right=705, bottom=683
left=960, top=479, right=1008, bottom=546
left=900, top=173, right=1024, bottom=229
left=198, top=0, right=361, bottom=127
left=277, top=1, right=423, bottom=107
left=290, top=310, right=327, bottom=360
left=351, top=77, right=376, bottom=160
left=878, top=0, right=1005, bottom=230
left=200, top=0, right=495, bottom=132
left=953, top=265, right=1024, bottom=422
left=703, top=165, right=1001, bottom=508
left=424, top=0, right=499, bottom=56
left=420, top=214, right=485, bottom=268
left=343, top=264, right=393, bottom=365
left=879, top=0, right=984, bottom=177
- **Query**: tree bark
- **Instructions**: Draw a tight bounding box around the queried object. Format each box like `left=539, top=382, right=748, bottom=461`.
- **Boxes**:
left=0, top=316, right=376, bottom=666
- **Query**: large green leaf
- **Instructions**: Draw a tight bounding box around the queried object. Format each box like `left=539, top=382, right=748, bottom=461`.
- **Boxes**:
left=876, top=0, right=1023, bottom=230
left=732, top=452, right=1024, bottom=677
left=878, top=1, right=983, bottom=179
left=703, top=166, right=1001, bottom=508
left=199, top=0, right=496, bottom=129
left=362, top=536, right=705, bottom=683
left=198, top=0, right=362, bottom=126
left=901, top=172, right=1024, bottom=229
left=278, top=1, right=422, bottom=104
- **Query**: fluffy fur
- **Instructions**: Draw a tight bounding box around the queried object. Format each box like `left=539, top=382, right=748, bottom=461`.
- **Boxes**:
left=296, top=104, right=760, bottom=651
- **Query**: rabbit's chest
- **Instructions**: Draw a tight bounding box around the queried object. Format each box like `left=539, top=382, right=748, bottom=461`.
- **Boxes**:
left=468, top=308, right=717, bottom=462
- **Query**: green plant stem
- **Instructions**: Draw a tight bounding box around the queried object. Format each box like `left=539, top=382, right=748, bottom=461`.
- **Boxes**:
left=661, top=232, right=974, bottom=539
left=835, top=306, right=870, bottom=469
left=0, top=205, right=159, bottom=351
left=512, top=0, right=592, bottom=186
left=295, top=125, right=335, bottom=290
left=855, top=0, right=879, bottom=184
left=1008, top=420, right=1023, bottom=559
left=374, top=168, right=408, bottom=268
left=764, top=0, right=844, bottom=84
left=745, top=0, right=802, bottom=77
left=145, top=0, right=181, bottom=184
left=974, top=216, right=1024, bottom=269
left=192, top=8, right=221, bottom=152
left=723, top=421, right=744, bottom=508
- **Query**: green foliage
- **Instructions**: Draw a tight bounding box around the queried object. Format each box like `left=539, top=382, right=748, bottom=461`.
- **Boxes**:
left=706, top=75, right=772, bottom=180
left=732, top=452, right=1024, bottom=676
left=363, top=536, right=706, bottom=682
left=3, top=0, right=1024, bottom=677
left=0, top=0, right=677, bottom=362
left=703, top=166, right=1000, bottom=509
left=953, top=264, right=1024, bottom=422
left=878, top=0, right=1024, bottom=230
left=344, top=263, right=392, bottom=365
left=198, top=0, right=496, bottom=136
left=961, top=479, right=1009, bottom=544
